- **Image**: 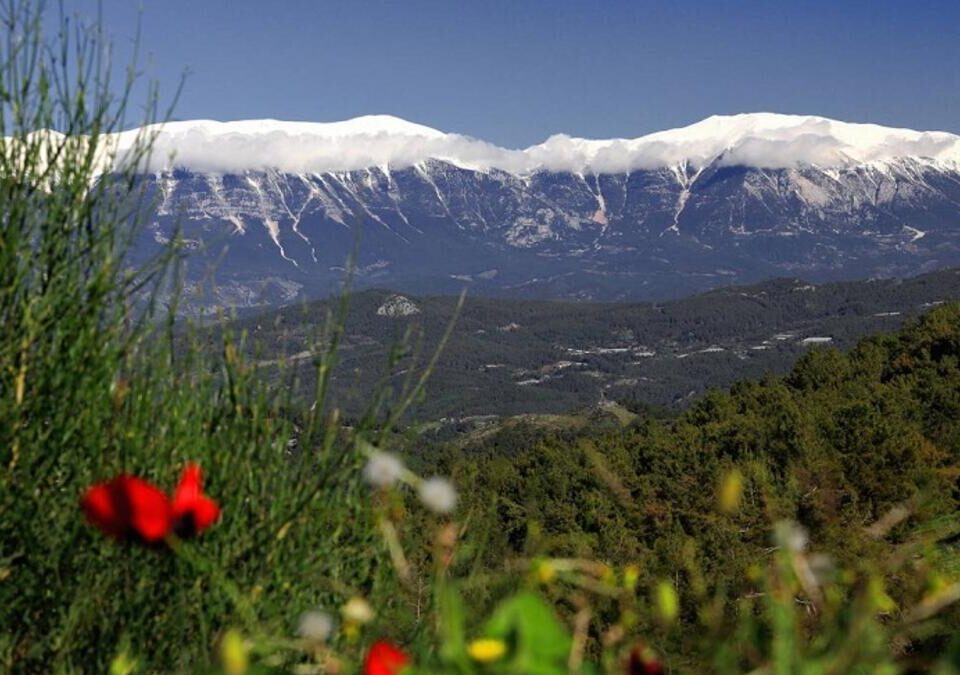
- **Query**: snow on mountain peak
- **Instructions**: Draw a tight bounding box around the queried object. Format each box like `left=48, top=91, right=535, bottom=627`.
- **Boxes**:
left=116, top=112, right=960, bottom=175
left=149, top=115, right=448, bottom=140
left=527, top=113, right=960, bottom=172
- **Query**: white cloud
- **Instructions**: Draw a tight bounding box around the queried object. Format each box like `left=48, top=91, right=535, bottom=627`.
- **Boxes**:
left=109, top=112, right=960, bottom=175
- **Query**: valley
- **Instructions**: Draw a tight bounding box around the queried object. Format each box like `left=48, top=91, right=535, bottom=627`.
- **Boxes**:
left=230, top=267, right=960, bottom=424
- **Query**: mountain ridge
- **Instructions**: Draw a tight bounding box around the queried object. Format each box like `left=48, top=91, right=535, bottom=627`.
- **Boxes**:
left=125, top=112, right=960, bottom=310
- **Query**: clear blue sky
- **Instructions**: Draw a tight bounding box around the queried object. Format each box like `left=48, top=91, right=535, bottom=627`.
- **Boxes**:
left=74, top=0, right=960, bottom=147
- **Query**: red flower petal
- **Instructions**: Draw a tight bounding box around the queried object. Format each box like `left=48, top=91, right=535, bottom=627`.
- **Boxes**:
left=171, top=463, right=220, bottom=536
left=122, top=476, right=172, bottom=542
left=81, top=482, right=127, bottom=539
left=81, top=475, right=171, bottom=543
left=364, top=640, right=409, bottom=675
left=627, top=643, right=664, bottom=675
left=172, top=464, right=203, bottom=511
left=188, top=495, right=220, bottom=531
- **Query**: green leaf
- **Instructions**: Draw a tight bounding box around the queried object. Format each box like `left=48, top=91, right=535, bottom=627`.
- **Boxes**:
left=437, top=581, right=472, bottom=672
left=482, top=591, right=571, bottom=675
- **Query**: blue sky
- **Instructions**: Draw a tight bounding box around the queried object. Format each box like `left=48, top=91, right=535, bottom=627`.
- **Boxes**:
left=76, top=0, right=960, bottom=147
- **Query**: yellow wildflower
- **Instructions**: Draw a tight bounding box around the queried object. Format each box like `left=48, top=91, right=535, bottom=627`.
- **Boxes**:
left=221, top=629, right=248, bottom=675
left=719, top=468, right=744, bottom=513
left=341, top=596, right=375, bottom=624
left=534, top=559, right=556, bottom=584
left=467, top=638, right=507, bottom=663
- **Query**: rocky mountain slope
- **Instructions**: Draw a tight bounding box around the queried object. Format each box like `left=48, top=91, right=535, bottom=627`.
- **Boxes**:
left=125, top=113, right=960, bottom=309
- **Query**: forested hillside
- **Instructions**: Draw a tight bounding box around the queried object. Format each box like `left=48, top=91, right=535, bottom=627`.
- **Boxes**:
left=401, top=304, right=960, bottom=667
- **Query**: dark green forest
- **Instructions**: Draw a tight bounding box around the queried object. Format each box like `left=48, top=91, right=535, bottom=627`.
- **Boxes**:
left=393, top=304, right=960, bottom=667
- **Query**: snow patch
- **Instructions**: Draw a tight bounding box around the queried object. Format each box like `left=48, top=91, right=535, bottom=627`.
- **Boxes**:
left=903, top=225, right=926, bottom=242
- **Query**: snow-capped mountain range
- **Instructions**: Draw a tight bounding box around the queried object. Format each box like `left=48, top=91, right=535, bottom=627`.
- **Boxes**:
left=128, top=113, right=960, bottom=309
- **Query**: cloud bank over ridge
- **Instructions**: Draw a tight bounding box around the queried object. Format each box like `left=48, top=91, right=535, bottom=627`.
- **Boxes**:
left=114, top=112, right=960, bottom=175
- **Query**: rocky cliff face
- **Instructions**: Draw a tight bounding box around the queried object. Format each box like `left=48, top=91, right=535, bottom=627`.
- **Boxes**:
left=123, top=114, right=960, bottom=310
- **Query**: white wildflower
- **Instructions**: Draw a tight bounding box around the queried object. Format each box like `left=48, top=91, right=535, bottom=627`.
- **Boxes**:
left=418, top=477, right=458, bottom=514
left=363, top=451, right=405, bottom=488
left=808, top=553, right=836, bottom=586
left=773, top=520, right=809, bottom=553
left=297, top=610, right=333, bottom=642
left=341, top=596, right=375, bottom=625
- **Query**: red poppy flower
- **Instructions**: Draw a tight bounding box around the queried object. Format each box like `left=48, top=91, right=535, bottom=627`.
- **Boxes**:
left=364, top=640, right=410, bottom=675
left=81, top=475, right=170, bottom=543
left=82, top=463, right=220, bottom=545
left=170, top=463, right=220, bottom=537
left=627, top=643, right=664, bottom=675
